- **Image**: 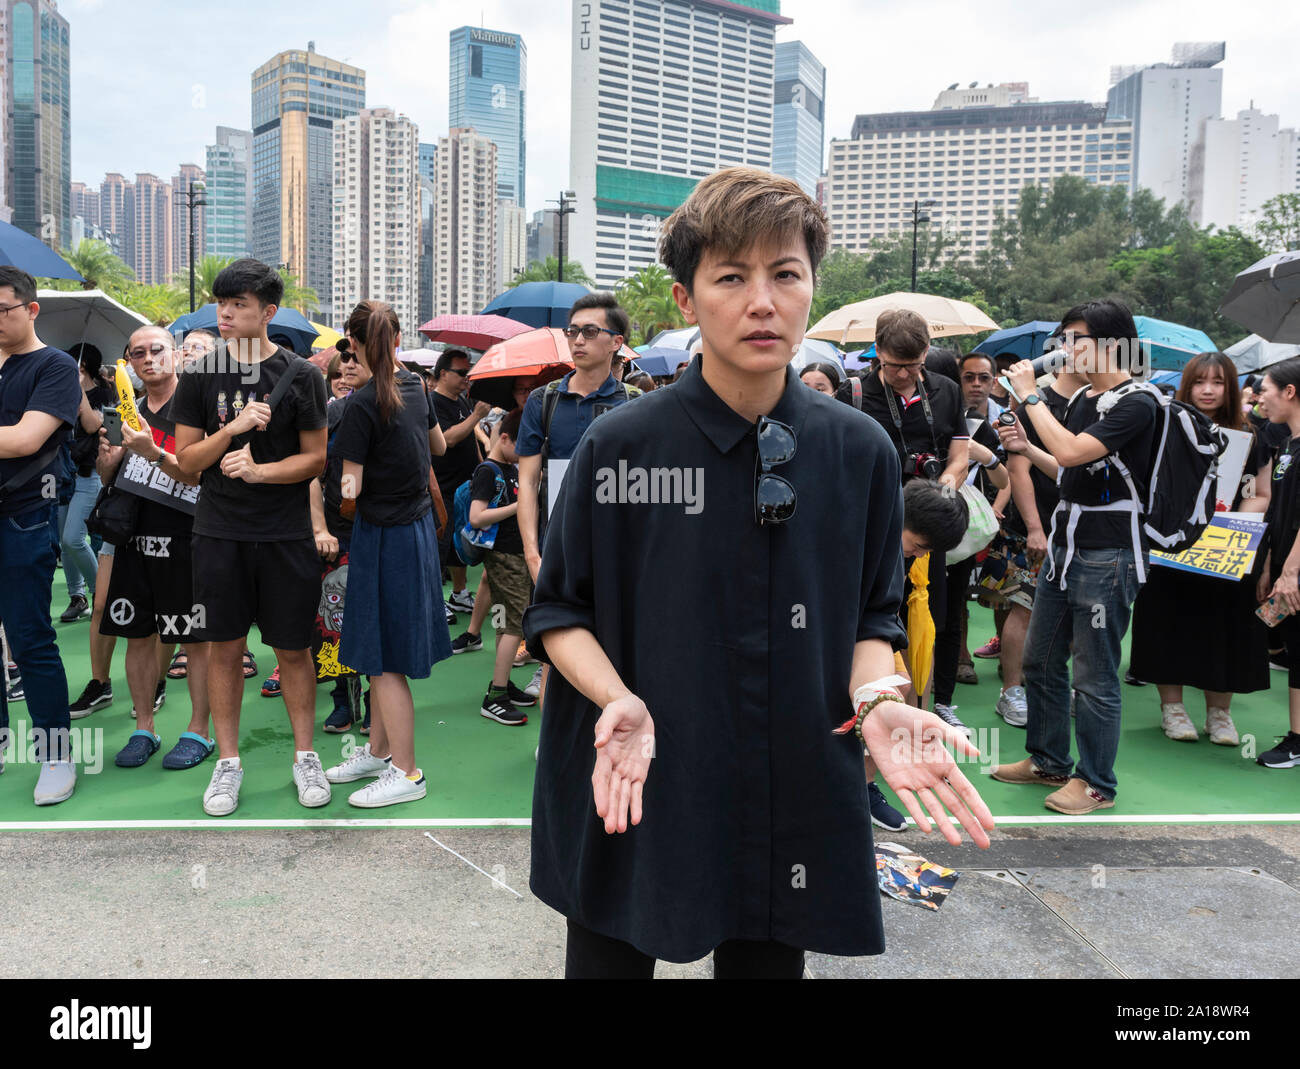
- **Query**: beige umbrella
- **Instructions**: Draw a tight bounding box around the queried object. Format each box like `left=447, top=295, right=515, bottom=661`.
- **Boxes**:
left=807, top=292, right=999, bottom=346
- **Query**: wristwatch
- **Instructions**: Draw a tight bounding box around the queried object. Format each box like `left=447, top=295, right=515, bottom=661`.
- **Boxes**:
left=1023, top=392, right=1042, bottom=406
left=148, top=448, right=166, bottom=469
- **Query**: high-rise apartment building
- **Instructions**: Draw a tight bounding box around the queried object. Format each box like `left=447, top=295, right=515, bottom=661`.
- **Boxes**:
left=826, top=92, right=1133, bottom=259
left=1106, top=42, right=1224, bottom=209
left=570, top=0, right=788, bottom=288
left=773, top=40, right=825, bottom=198
left=130, top=173, right=172, bottom=285
left=449, top=26, right=526, bottom=206
left=70, top=181, right=99, bottom=229
left=252, top=42, right=365, bottom=324
left=434, top=128, right=498, bottom=316
left=3, top=0, right=70, bottom=249
left=171, top=163, right=206, bottom=282
left=418, top=175, right=435, bottom=331
left=497, top=200, right=527, bottom=288
left=1191, top=107, right=1300, bottom=231
left=0, top=4, right=9, bottom=223
left=206, top=126, right=254, bottom=258
left=332, top=107, right=421, bottom=340
left=99, top=171, right=130, bottom=261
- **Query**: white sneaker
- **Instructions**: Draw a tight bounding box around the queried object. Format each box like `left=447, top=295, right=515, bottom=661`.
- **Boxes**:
left=1205, top=707, right=1239, bottom=747
left=34, top=760, right=76, bottom=805
left=996, top=686, right=1028, bottom=727
left=203, top=757, right=244, bottom=816
left=1160, top=702, right=1199, bottom=742
left=524, top=664, right=543, bottom=698
left=348, top=764, right=427, bottom=808
left=293, top=751, right=332, bottom=808
left=325, top=742, right=390, bottom=783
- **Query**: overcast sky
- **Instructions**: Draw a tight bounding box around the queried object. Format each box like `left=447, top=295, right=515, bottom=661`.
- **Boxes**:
left=69, top=0, right=1300, bottom=216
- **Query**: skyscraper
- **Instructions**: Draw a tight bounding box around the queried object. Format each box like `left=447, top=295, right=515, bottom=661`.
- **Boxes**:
left=252, top=42, right=365, bottom=324
left=569, top=0, right=788, bottom=288
left=419, top=141, right=438, bottom=184
left=0, top=4, right=10, bottom=223
left=498, top=200, right=527, bottom=288
left=449, top=26, right=526, bottom=206
left=99, top=172, right=129, bottom=261
left=3, top=0, right=71, bottom=249
left=434, top=128, right=498, bottom=316
left=773, top=40, right=826, bottom=198
left=332, top=107, right=421, bottom=340
left=1191, top=107, right=1300, bottom=230
left=1106, top=42, right=1224, bottom=209
left=130, top=173, right=172, bottom=286
left=206, top=127, right=254, bottom=259
left=70, top=181, right=99, bottom=229
left=172, top=163, right=206, bottom=284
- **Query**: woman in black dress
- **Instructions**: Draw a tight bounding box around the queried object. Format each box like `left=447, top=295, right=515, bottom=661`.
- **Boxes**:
left=1129, top=352, right=1271, bottom=745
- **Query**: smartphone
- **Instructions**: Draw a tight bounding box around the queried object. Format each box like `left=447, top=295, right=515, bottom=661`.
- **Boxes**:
left=1256, top=595, right=1296, bottom=628
left=101, top=407, right=123, bottom=446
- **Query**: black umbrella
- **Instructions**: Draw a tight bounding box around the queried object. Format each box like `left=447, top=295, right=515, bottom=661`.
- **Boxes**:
left=1219, top=251, right=1300, bottom=344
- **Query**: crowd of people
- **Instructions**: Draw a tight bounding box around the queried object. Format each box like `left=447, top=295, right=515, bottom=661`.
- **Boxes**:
left=0, top=163, right=1297, bottom=976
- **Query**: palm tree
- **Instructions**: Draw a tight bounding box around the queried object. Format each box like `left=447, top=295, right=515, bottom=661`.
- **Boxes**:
left=508, top=257, right=594, bottom=287
left=276, top=268, right=320, bottom=315
left=616, top=264, right=684, bottom=345
left=119, top=283, right=189, bottom=325
left=171, top=254, right=236, bottom=308
left=40, top=239, right=135, bottom=293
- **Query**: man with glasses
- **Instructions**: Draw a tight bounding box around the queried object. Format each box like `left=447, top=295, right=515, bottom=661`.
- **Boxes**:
left=430, top=349, right=490, bottom=618
left=0, top=266, right=83, bottom=802
left=959, top=352, right=1003, bottom=424
left=523, top=169, right=992, bottom=979
left=96, top=327, right=215, bottom=770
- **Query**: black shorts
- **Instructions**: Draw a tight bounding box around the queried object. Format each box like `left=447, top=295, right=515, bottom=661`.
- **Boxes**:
left=190, top=534, right=321, bottom=650
left=101, top=531, right=199, bottom=640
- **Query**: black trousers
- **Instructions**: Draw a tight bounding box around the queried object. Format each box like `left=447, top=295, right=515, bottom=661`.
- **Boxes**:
left=564, top=919, right=806, bottom=979
left=933, top=554, right=977, bottom=706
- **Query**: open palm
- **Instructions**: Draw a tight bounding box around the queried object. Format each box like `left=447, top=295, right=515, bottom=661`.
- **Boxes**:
left=591, top=695, right=655, bottom=835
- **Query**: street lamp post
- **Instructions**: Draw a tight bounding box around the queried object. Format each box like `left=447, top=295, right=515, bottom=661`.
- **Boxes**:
left=184, top=179, right=208, bottom=312
left=910, top=198, right=938, bottom=293
left=549, top=190, right=577, bottom=283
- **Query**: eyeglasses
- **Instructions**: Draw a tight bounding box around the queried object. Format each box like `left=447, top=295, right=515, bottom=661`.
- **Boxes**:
left=961, top=373, right=994, bottom=384
left=755, top=416, right=797, bottom=526
left=0, top=300, right=29, bottom=316
left=128, top=343, right=172, bottom=359
left=563, top=324, right=619, bottom=341
left=442, top=366, right=469, bottom=377
left=879, top=359, right=924, bottom=371
left=1059, top=333, right=1099, bottom=345
left=338, top=351, right=360, bottom=364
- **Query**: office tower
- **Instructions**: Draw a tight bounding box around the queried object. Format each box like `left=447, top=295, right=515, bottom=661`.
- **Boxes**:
left=3, top=0, right=70, bottom=248
left=419, top=141, right=438, bottom=184
left=498, top=200, right=527, bottom=288
left=449, top=26, right=526, bottom=206
left=332, top=107, right=421, bottom=339
left=433, top=128, right=498, bottom=316
left=252, top=42, right=365, bottom=324
left=418, top=174, right=435, bottom=331
left=826, top=90, right=1133, bottom=260
left=1191, top=107, right=1300, bottom=230
left=130, top=173, right=173, bottom=285
left=172, top=163, right=206, bottom=283
left=525, top=208, right=556, bottom=266
left=0, top=4, right=9, bottom=222
left=773, top=40, right=826, bottom=198
left=569, top=0, right=788, bottom=288
left=1106, top=42, right=1224, bottom=208
left=206, top=126, right=254, bottom=258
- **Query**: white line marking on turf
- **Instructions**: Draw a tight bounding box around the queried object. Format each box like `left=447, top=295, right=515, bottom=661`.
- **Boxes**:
left=1, top=814, right=1298, bottom=831
left=424, top=832, right=523, bottom=897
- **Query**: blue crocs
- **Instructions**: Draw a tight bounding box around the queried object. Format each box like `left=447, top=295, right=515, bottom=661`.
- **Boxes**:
left=161, top=732, right=216, bottom=770
left=115, top=730, right=161, bottom=768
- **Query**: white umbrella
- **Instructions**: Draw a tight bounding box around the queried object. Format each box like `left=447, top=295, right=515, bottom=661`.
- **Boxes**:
left=35, top=289, right=149, bottom=364
left=646, top=325, right=701, bottom=351
left=789, top=337, right=844, bottom=374
left=1223, top=333, right=1300, bottom=373
left=807, top=292, right=999, bottom=346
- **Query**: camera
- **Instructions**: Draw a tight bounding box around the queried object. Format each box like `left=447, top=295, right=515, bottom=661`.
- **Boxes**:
left=997, top=411, right=1017, bottom=427
left=904, top=452, right=943, bottom=480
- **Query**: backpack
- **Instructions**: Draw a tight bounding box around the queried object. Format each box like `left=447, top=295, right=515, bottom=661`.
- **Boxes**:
left=451, top=460, right=505, bottom=566
left=1059, top=381, right=1227, bottom=580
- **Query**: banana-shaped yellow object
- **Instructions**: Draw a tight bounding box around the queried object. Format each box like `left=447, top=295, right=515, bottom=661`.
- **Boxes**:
left=114, top=359, right=142, bottom=431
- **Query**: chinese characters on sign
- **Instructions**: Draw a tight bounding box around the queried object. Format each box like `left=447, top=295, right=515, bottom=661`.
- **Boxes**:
left=115, top=452, right=200, bottom=514
left=1150, top=514, right=1267, bottom=582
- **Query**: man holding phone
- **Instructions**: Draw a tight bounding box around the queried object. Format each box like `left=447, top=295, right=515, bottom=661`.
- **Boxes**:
left=0, top=267, right=83, bottom=803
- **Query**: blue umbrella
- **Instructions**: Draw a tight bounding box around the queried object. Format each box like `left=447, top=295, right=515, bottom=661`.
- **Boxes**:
left=1134, top=316, right=1216, bottom=372
left=972, top=320, right=1060, bottom=361
left=0, top=220, right=83, bottom=281
left=168, top=303, right=320, bottom=355
left=630, top=346, right=692, bottom=377
left=844, top=345, right=875, bottom=371
left=481, top=281, right=592, bottom=329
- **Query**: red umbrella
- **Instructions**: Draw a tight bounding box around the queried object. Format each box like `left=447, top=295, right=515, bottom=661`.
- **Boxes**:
left=419, top=314, right=533, bottom=351
left=468, top=328, right=639, bottom=408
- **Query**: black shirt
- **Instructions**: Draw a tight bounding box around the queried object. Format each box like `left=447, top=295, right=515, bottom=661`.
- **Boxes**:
left=321, top=398, right=352, bottom=541
left=430, top=390, right=479, bottom=492
left=171, top=347, right=328, bottom=542
left=132, top=394, right=195, bottom=539
left=1005, top=386, right=1071, bottom=537
left=966, top=415, right=1005, bottom=505
left=523, top=355, right=906, bottom=962
left=0, top=345, right=80, bottom=518
left=332, top=369, right=436, bottom=527
left=1052, top=383, right=1159, bottom=551
left=1266, top=437, right=1300, bottom=581
left=850, top=370, right=968, bottom=478
left=70, top=382, right=115, bottom=476
left=470, top=458, right=521, bottom=554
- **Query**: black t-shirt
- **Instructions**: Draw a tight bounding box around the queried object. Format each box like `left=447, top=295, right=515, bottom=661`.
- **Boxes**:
left=70, top=382, right=115, bottom=476
left=1249, top=409, right=1290, bottom=460
left=1266, top=438, right=1300, bottom=580
left=431, top=390, right=480, bottom=492
left=1005, top=386, right=1071, bottom=537
left=0, top=345, right=80, bottom=517
left=170, top=347, right=328, bottom=541
left=321, top=397, right=352, bottom=541
left=132, top=394, right=195, bottom=539
left=1053, top=383, right=1159, bottom=551
left=332, top=369, right=436, bottom=527
left=852, top=370, right=968, bottom=479
left=470, top=458, right=521, bottom=554
left=966, top=415, right=1005, bottom=505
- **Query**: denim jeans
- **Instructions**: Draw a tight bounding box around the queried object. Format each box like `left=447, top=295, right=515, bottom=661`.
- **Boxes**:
left=1023, top=545, right=1141, bottom=800
left=0, top=503, right=72, bottom=760
left=58, top=472, right=101, bottom=599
